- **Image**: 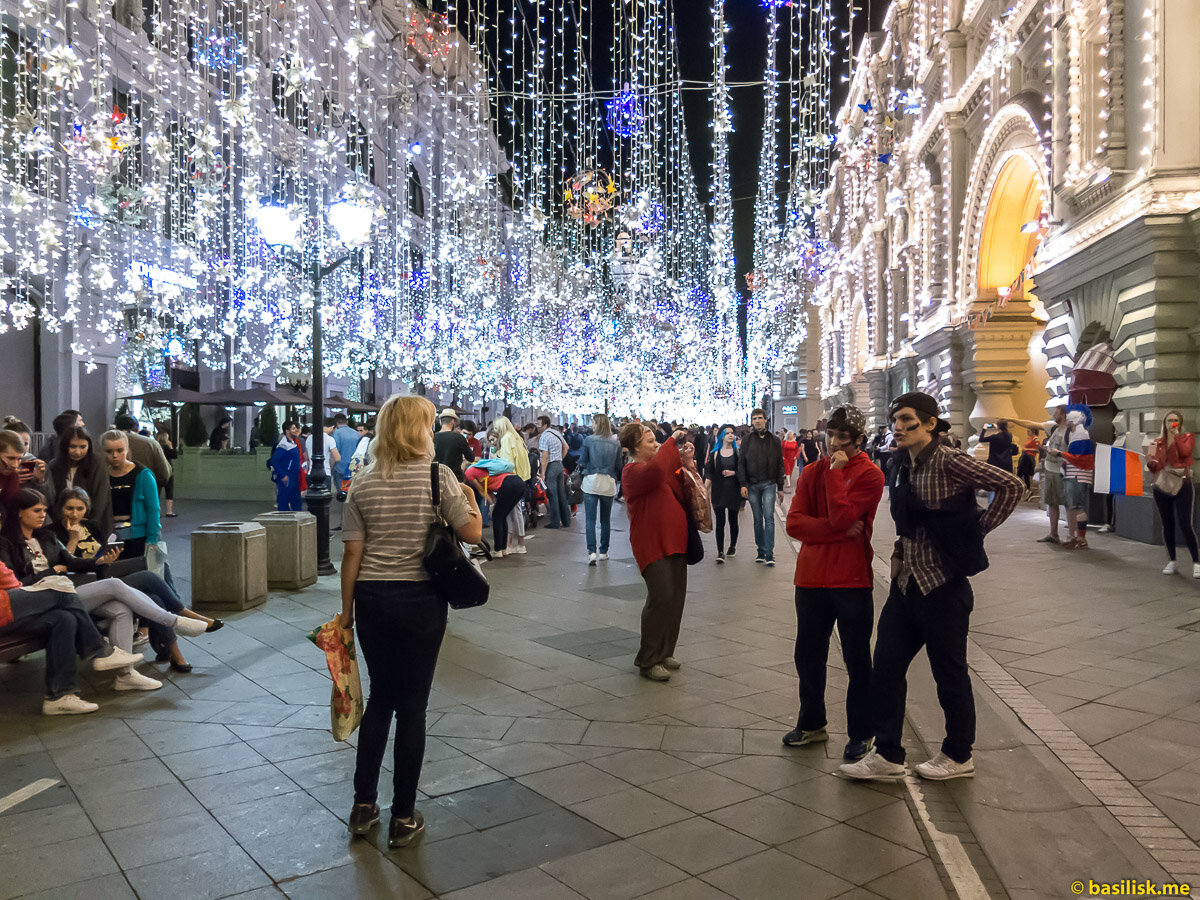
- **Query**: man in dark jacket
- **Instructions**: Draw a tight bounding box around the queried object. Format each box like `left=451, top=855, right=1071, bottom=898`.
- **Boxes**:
left=737, top=408, right=785, bottom=566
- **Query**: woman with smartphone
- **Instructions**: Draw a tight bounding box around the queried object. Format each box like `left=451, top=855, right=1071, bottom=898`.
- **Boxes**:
left=52, top=486, right=221, bottom=672
left=47, top=426, right=113, bottom=537
left=1, top=422, right=50, bottom=508
left=100, top=430, right=161, bottom=560
left=618, top=422, right=693, bottom=682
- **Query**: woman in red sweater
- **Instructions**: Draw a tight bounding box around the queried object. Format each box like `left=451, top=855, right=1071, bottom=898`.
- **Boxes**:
left=1148, top=411, right=1198, bottom=578
left=619, top=422, right=693, bottom=682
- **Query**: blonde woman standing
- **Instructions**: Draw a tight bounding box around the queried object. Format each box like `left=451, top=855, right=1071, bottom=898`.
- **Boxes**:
left=339, top=395, right=482, bottom=848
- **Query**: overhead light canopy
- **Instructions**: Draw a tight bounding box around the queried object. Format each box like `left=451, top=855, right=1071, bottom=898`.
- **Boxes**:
left=252, top=202, right=303, bottom=249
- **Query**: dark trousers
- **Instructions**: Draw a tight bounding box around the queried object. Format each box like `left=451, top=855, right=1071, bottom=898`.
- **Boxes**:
left=1154, top=483, right=1199, bottom=563
left=491, top=477, right=526, bottom=551
left=0, top=588, right=106, bottom=699
left=713, top=504, right=740, bottom=553
left=872, top=576, right=975, bottom=764
left=123, top=569, right=183, bottom=657
left=794, top=587, right=874, bottom=740
left=1016, top=454, right=1035, bottom=489
left=634, top=554, right=687, bottom=669
left=544, top=461, right=570, bottom=527
left=352, top=581, right=447, bottom=817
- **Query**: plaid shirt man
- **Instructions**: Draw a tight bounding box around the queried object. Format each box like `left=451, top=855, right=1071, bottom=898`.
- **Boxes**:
left=893, top=439, right=1024, bottom=595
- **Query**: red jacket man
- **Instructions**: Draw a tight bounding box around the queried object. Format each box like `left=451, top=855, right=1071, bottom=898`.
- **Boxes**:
left=782, top=405, right=884, bottom=761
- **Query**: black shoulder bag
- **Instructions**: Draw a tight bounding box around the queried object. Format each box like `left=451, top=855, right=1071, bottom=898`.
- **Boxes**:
left=422, top=464, right=490, bottom=610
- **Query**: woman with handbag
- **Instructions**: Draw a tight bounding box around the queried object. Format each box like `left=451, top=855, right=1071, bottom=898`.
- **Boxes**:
left=338, top=395, right=481, bottom=848
left=619, top=422, right=693, bottom=682
left=1148, top=411, right=1199, bottom=578
left=579, top=414, right=622, bottom=565
left=706, top=425, right=742, bottom=563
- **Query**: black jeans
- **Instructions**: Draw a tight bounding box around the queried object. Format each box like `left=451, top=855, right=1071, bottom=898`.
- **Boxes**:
left=1154, top=482, right=1199, bottom=563
left=491, top=477, right=526, bottom=551
left=352, top=581, right=447, bottom=817
left=0, top=588, right=106, bottom=699
left=713, top=505, right=739, bottom=553
left=872, top=576, right=975, bottom=764
left=794, top=587, right=874, bottom=741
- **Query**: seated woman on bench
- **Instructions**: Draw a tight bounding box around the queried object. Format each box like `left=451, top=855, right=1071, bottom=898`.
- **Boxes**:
left=0, top=557, right=145, bottom=715
left=0, top=489, right=210, bottom=692
left=51, top=486, right=222, bottom=673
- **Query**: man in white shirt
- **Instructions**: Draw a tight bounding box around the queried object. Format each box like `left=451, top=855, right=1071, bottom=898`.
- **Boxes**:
left=306, top=418, right=341, bottom=476
left=538, top=415, right=570, bottom=528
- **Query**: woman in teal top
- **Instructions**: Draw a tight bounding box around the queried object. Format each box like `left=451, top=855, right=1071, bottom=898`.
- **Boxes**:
left=100, top=430, right=160, bottom=560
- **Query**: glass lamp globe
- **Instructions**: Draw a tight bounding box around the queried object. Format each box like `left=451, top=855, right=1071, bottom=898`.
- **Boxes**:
left=328, top=197, right=376, bottom=248
left=253, top=202, right=303, bottom=249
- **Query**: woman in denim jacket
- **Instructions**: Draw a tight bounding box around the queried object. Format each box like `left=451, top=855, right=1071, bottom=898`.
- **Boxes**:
left=578, top=414, right=623, bottom=565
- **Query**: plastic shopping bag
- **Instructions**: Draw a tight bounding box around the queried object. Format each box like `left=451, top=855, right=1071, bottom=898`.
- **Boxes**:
left=146, top=541, right=168, bottom=580
left=307, top=618, right=364, bottom=742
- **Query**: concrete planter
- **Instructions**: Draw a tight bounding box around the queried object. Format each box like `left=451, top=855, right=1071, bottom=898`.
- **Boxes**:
left=191, top=521, right=268, bottom=610
left=253, top=511, right=318, bottom=590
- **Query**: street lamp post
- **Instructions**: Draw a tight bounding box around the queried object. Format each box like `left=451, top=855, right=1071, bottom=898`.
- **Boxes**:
left=252, top=189, right=379, bottom=577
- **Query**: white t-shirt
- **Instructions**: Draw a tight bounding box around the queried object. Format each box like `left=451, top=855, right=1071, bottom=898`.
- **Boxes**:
left=305, top=431, right=338, bottom=474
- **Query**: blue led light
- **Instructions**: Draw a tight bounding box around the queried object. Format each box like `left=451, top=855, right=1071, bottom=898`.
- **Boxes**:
left=605, top=90, right=645, bottom=138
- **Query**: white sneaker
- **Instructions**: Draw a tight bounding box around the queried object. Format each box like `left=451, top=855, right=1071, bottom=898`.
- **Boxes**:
left=1193, top=562, right=1200, bottom=579
left=640, top=664, right=671, bottom=682
left=598, top=553, right=609, bottom=560
left=93, top=647, right=146, bottom=672
left=43, top=694, right=99, bottom=716
left=1163, top=561, right=1178, bottom=575
left=173, top=616, right=208, bottom=637
left=1098, top=524, right=1114, bottom=533
left=838, top=749, right=907, bottom=782
left=915, top=752, right=975, bottom=781
left=588, top=553, right=597, bottom=567
left=131, top=632, right=150, bottom=650
left=513, top=545, right=527, bottom=554
left=494, top=549, right=506, bottom=558
left=114, top=670, right=163, bottom=691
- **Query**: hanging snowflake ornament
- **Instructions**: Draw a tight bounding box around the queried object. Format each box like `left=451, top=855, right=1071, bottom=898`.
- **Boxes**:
left=605, top=87, right=645, bottom=138
left=45, top=44, right=84, bottom=90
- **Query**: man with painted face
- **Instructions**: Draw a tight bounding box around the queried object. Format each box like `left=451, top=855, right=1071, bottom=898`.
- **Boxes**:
left=737, top=408, right=785, bottom=566
left=782, top=405, right=884, bottom=761
left=840, top=391, right=1022, bottom=783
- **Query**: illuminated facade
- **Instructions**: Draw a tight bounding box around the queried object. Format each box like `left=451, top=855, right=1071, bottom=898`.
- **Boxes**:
left=818, top=0, right=1200, bottom=447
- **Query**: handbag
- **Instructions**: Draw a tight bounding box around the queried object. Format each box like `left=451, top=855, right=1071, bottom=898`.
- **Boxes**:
left=307, top=618, right=364, bottom=742
left=1154, top=468, right=1186, bottom=497
left=422, top=464, right=490, bottom=610
left=582, top=473, right=617, bottom=496
left=680, top=467, right=713, bottom=533
left=685, top=510, right=705, bottom=565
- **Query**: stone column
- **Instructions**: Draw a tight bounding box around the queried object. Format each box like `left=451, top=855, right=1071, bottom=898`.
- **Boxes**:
left=963, top=297, right=1042, bottom=434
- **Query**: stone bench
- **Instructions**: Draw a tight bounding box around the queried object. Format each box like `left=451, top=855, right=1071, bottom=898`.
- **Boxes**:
left=190, top=521, right=268, bottom=610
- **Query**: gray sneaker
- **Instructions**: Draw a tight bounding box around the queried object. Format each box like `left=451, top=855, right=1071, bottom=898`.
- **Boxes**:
left=914, top=752, right=974, bottom=780
left=782, top=726, right=828, bottom=747
left=838, top=749, right=906, bottom=782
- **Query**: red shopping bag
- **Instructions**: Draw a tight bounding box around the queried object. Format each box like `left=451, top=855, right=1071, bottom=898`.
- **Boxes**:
left=307, top=618, right=364, bottom=742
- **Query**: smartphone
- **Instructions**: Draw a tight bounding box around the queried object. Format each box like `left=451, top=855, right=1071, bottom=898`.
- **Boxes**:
left=19, top=459, right=36, bottom=472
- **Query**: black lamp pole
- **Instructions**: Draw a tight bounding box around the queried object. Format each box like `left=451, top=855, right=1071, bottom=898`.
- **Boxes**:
left=275, top=249, right=353, bottom=577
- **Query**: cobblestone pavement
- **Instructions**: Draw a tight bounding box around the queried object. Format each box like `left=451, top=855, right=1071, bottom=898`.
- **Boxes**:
left=0, top=491, right=1196, bottom=898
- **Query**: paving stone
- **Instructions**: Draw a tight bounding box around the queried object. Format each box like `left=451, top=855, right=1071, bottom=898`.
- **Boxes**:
left=280, top=858, right=431, bottom=899
left=779, top=822, right=923, bottom=885
left=518, top=762, right=631, bottom=806
left=570, top=787, right=692, bottom=838
left=641, top=769, right=760, bottom=814
left=541, top=840, right=689, bottom=900
left=701, top=848, right=854, bottom=900
left=441, top=867, right=587, bottom=900
left=631, top=816, right=766, bottom=874
left=103, top=810, right=235, bottom=869
left=124, top=845, right=271, bottom=900
left=0, top=833, right=119, bottom=898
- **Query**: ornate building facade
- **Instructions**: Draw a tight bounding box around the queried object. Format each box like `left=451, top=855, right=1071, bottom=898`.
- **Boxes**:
left=818, top=0, right=1200, bottom=456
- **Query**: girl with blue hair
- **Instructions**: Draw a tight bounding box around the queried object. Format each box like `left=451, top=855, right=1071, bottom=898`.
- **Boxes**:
left=705, top=425, right=742, bottom=563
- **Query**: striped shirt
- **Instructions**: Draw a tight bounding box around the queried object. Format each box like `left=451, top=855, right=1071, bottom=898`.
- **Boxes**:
left=1063, top=424, right=1093, bottom=484
left=343, top=461, right=474, bottom=581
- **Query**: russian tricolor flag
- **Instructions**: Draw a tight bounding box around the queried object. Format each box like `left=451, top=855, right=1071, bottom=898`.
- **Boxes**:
left=1093, top=444, right=1144, bottom=496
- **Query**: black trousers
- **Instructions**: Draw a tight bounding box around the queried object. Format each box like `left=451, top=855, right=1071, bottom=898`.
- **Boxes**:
left=352, top=581, right=447, bottom=817
left=1154, top=483, right=1199, bottom=563
left=491, top=477, right=526, bottom=551
left=713, top=505, right=739, bottom=553
left=794, top=587, right=874, bottom=740
left=872, top=576, right=975, bottom=764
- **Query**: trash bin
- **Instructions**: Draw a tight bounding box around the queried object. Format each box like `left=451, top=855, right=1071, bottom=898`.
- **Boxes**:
left=191, top=521, right=268, bottom=610
left=253, top=511, right=318, bottom=590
